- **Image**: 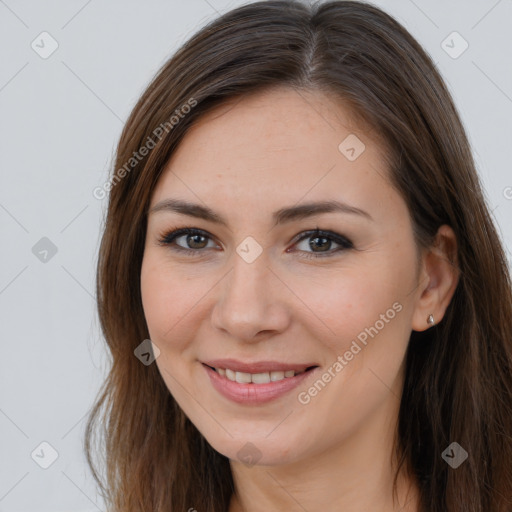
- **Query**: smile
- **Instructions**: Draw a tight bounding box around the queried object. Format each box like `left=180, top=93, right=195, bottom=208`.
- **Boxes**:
left=201, top=362, right=319, bottom=404
left=210, top=366, right=310, bottom=383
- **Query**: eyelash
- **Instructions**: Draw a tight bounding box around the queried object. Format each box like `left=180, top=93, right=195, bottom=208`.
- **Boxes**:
left=156, top=226, right=354, bottom=259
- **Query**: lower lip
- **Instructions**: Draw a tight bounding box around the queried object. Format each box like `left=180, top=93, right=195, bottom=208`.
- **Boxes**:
left=202, top=363, right=317, bottom=404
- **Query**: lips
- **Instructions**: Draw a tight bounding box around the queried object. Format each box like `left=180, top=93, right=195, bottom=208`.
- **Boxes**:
left=202, top=362, right=319, bottom=404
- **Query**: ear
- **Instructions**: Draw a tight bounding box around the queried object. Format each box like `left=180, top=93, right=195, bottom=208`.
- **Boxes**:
left=412, top=224, right=460, bottom=332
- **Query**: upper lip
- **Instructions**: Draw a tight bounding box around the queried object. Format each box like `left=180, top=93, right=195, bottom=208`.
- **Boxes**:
left=201, top=358, right=318, bottom=374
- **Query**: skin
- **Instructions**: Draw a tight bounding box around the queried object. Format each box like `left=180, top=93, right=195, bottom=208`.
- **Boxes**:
left=140, top=86, right=459, bottom=512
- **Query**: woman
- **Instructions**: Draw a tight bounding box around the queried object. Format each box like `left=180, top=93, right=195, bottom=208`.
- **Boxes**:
left=85, top=1, right=512, bottom=511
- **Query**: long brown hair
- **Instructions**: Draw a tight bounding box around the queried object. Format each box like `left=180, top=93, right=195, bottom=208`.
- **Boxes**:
left=85, top=1, right=512, bottom=510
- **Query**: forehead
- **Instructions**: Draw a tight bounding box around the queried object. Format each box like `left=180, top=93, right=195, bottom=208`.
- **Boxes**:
left=150, top=87, right=394, bottom=220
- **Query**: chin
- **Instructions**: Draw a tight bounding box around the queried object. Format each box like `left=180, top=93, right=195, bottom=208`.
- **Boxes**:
left=199, top=425, right=314, bottom=468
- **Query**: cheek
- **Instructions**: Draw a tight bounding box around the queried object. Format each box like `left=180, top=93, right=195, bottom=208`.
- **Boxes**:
left=290, top=254, right=413, bottom=401
left=294, top=265, right=401, bottom=345
left=288, top=265, right=410, bottom=433
left=141, top=256, right=190, bottom=344
left=140, top=258, right=203, bottom=397
left=140, top=254, right=219, bottom=354
left=141, top=260, right=167, bottom=340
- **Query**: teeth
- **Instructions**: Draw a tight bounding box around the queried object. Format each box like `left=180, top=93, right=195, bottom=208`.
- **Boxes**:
left=215, top=367, right=305, bottom=383
left=270, top=371, right=284, bottom=381
left=235, top=371, right=252, bottom=384
left=251, top=372, right=271, bottom=384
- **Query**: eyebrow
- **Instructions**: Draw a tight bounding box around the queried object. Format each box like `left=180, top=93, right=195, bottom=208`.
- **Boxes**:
left=148, top=198, right=373, bottom=226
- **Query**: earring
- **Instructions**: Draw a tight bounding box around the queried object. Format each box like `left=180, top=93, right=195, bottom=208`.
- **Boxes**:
left=427, top=314, right=435, bottom=327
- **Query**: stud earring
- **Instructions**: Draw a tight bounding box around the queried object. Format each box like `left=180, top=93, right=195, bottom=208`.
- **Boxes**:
left=427, top=314, right=435, bottom=327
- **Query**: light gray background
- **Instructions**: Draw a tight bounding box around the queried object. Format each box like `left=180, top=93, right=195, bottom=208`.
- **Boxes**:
left=0, top=1, right=511, bottom=511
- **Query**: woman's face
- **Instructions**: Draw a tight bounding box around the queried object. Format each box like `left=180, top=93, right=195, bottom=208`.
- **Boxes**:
left=141, top=87, right=426, bottom=466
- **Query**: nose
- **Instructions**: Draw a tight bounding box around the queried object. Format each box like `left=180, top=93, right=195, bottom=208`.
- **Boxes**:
left=210, top=251, right=291, bottom=342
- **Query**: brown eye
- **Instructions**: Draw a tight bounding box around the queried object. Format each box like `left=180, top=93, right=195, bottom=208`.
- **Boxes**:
left=183, top=233, right=209, bottom=249
left=291, top=229, right=353, bottom=259
left=158, top=228, right=218, bottom=255
left=308, top=235, right=332, bottom=252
